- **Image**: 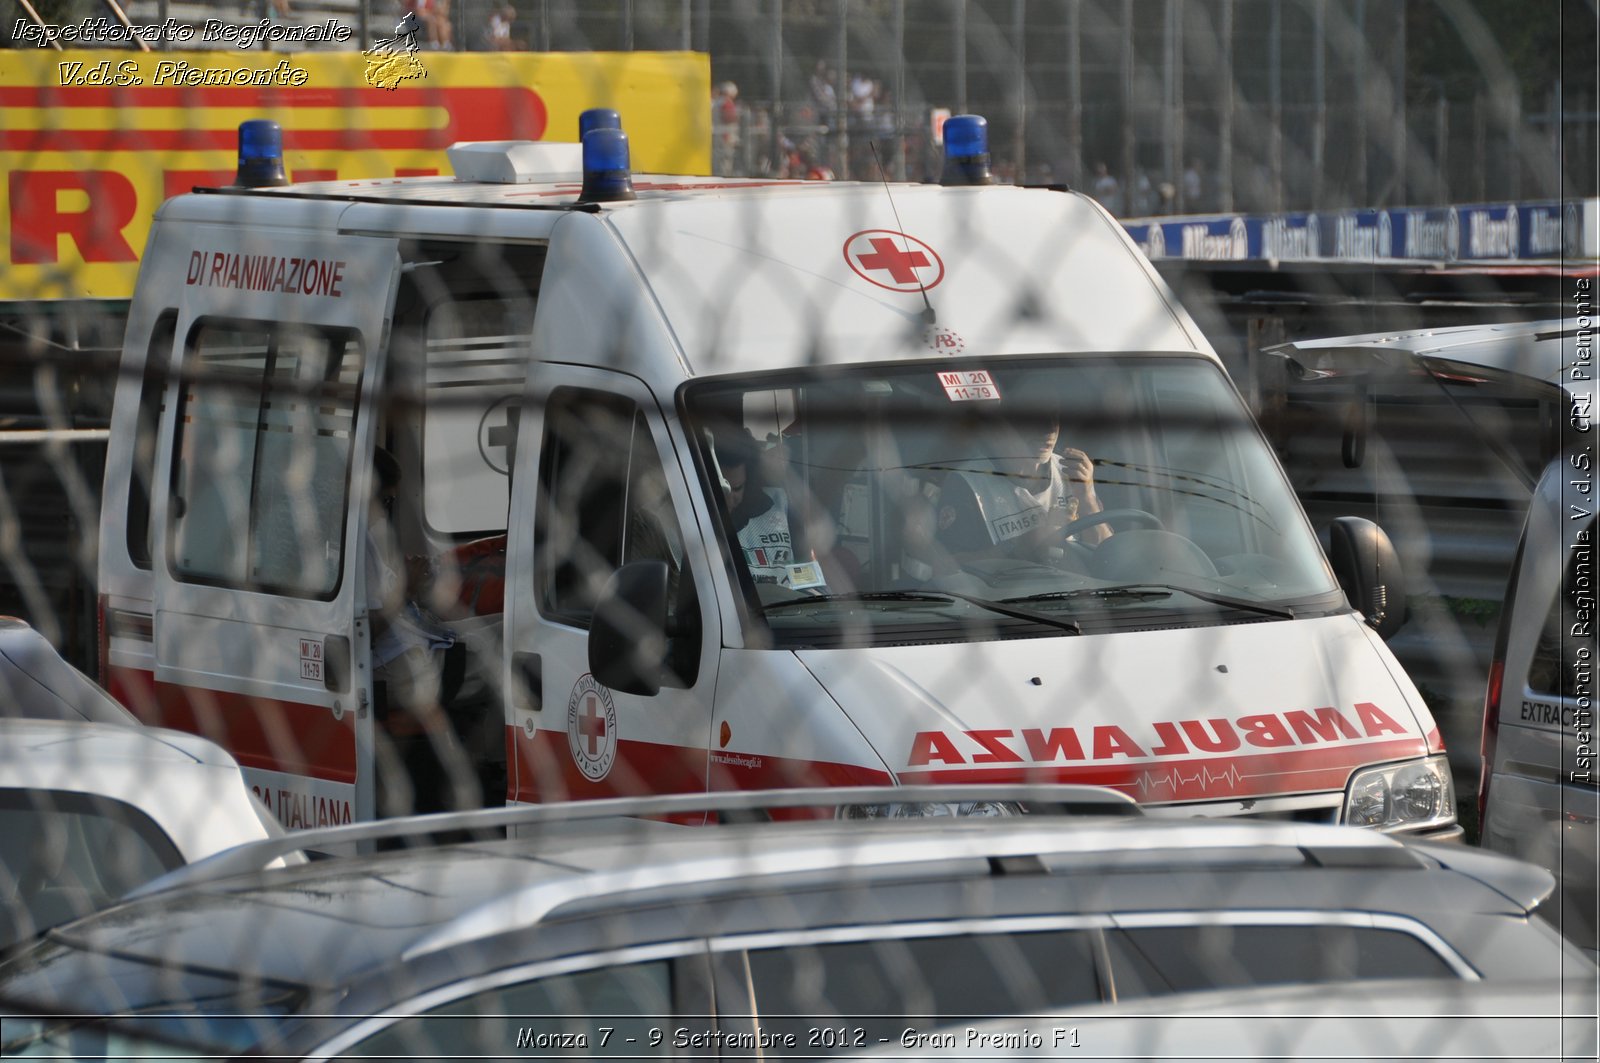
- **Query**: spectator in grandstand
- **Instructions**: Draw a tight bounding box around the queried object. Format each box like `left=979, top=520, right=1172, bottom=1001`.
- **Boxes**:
left=1091, top=161, right=1122, bottom=216
left=481, top=3, right=517, bottom=50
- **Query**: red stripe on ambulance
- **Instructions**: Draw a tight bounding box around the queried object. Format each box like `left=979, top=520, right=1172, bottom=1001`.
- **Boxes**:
left=108, top=665, right=356, bottom=782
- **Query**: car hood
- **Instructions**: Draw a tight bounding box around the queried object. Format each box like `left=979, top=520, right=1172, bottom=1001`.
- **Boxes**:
left=794, top=614, right=1434, bottom=804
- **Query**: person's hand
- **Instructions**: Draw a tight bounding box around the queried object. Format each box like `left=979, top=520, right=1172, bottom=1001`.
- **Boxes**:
left=1059, top=447, right=1099, bottom=505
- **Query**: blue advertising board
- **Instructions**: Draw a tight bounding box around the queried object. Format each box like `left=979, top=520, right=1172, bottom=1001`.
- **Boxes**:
left=1122, top=198, right=1596, bottom=264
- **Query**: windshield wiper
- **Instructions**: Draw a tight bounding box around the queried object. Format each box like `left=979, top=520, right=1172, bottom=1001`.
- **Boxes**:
left=1005, top=583, right=1296, bottom=621
left=764, top=590, right=1082, bottom=635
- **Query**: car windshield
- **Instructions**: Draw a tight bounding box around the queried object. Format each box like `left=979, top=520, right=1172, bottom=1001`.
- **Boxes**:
left=684, top=356, right=1340, bottom=647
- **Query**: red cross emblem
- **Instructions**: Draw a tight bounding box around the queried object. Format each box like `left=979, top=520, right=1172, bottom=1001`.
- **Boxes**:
left=566, top=675, right=618, bottom=781
left=579, top=694, right=607, bottom=755
left=843, top=229, right=945, bottom=292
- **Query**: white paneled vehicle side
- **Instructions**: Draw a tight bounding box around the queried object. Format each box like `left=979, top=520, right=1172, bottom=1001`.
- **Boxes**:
left=96, top=114, right=1456, bottom=835
left=1270, top=319, right=1596, bottom=952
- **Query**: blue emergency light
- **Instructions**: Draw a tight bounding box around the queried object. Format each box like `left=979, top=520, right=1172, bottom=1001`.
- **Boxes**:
left=940, top=114, right=992, bottom=187
left=579, top=107, right=622, bottom=140
left=579, top=126, right=636, bottom=203
left=236, top=119, right=289, bottom=188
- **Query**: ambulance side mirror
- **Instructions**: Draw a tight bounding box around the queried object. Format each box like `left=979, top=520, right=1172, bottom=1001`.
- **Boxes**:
left=589, top=560, right=670, bottom=696
left=1322, top=517, right=1407, bottom=640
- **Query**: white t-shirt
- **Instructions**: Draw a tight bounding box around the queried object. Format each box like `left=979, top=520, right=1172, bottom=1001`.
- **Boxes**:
left=953, top=456, right=1079, bottom=547
left=738, top=488, right=794, bottom=583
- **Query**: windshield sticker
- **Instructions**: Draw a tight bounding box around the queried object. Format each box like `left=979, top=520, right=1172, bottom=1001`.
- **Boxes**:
left=786, top=560, right=826, bottom=590
left=938, top=369, right=1000, bottom=402
left=843, top=229, right=945, bottom=292
left=567, top=674, right=618, bottom=782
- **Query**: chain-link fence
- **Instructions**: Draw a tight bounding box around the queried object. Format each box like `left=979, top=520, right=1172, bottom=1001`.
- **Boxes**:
left=0, top=0, right=1596, bottom=1057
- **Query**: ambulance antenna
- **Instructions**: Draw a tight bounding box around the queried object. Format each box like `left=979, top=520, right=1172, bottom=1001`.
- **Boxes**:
left=870, top=141, right=935, bottom=327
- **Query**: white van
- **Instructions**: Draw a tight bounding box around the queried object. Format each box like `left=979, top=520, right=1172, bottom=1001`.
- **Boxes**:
left=97, top=115, right=1457, bottom=835
left=1268, top=319, right=1594, bottom=951
left=1487, top=444, right=1597, bottom=955
left=1447, top=325, right=1595, bottom=955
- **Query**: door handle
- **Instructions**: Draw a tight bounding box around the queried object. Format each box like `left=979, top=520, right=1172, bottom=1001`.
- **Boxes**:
left=323, top=635, right=350, bottom=693
left=512, top=651, right=542, bottom=713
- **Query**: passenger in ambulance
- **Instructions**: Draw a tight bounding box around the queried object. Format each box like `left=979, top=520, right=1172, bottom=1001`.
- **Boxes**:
left=933, top=399, right=1111, bottom=565
left=714, top=429, right=842, bottom=595
left=366, top=447, right=473, bottom=813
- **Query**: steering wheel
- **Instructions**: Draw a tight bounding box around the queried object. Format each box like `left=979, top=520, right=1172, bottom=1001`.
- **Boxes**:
left=1055, top=507, right=1165, bottom=542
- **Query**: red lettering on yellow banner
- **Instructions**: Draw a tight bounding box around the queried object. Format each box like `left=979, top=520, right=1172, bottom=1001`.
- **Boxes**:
left=9, top=170, right=138, bottom=263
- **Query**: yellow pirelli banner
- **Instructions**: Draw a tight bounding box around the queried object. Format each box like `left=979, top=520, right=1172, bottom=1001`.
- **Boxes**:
left=0, top=49, right=710, bottom=300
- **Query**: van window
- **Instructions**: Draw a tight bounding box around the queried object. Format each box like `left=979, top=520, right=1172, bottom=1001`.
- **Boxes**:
left=1529, top=517, right=1594, bottom=699
left=536, top=389, right=688, bottom=631
left=420, top=298, right=531, bottom=538
left=168, top=321, right=363, bottom=598
left=126, top=312, right=176, bottom=570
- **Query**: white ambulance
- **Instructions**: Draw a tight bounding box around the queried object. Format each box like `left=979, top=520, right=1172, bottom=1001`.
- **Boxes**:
left=97, top=114, right=1458, bottom=835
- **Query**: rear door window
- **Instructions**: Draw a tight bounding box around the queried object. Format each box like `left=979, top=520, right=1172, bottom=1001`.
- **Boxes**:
left=167, top=321, right=363, bottom=598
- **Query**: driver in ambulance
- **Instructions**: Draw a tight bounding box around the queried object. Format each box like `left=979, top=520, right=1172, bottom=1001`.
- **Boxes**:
left=934, top=397, right=1111, bottom=562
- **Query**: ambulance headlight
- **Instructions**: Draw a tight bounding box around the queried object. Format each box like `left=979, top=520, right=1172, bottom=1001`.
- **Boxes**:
left=839, top=801, right=1020, bottom=820
left=1343, top=756, right=1454, bottom=832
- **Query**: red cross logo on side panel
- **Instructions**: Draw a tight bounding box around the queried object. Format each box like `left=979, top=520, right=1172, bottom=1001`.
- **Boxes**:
left=579, top=694, right=607, bottom=755
left=566, top=675, right=618, bottom=782
left=843, top=229, right=945, bottom=292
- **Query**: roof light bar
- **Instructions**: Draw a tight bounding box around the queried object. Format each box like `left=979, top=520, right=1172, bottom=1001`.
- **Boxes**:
left=940, top=114, right=992, bottom=187
left=235, top=119, right=289, bottom=188
left=579, top=126, right=636, bottom=203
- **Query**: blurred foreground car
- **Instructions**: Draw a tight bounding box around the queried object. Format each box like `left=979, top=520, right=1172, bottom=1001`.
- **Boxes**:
left=0, top=786, right=1589, bottom=1060
left=0, top=619, right=134, bottom=725
left=903, top=977, right=1597, bottom=1062
left=0, top=717, right=284, bottom=950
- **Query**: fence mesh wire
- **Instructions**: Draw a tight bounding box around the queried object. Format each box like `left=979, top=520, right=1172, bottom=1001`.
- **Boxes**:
left=0, top=0, right=1596, bottom=1059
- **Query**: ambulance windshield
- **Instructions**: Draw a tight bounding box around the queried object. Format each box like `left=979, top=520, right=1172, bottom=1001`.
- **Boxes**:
left=684, top=357, right=1343, bottom=647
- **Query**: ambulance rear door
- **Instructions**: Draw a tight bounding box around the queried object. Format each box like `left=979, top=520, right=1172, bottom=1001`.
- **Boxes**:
left=151, top=222, right=400, bottom=828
